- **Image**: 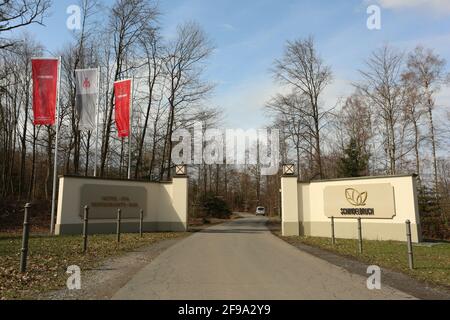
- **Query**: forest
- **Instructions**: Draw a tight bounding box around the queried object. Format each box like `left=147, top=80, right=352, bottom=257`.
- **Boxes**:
left=0, top=0, right=449, bottom=239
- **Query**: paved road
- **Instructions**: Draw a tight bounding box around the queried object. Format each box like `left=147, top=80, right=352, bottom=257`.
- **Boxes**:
left=112, top=216, right=415, bottom=300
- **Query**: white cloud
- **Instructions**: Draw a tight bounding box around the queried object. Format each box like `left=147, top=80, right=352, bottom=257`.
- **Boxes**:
left=374, top=0, right=450, bottom=14
left=220, top=23, right=236, bottom=31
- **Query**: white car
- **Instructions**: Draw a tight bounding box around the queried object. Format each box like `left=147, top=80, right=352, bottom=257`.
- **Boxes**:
left=256, top=207, right=266, bottom=216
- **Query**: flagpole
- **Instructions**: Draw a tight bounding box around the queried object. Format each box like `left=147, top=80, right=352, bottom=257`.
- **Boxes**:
left=50, top=57, right=62, bottom=235
left=94, top=67, right=101, bottom=177
left=128, top=77, right=133, bottom=180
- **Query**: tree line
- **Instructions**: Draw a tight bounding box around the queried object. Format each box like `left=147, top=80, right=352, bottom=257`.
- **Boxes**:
left=0, top=1, right=449, bottom=238
left=265, top=36, right=450, bottom=238
left=0, top=0, right=220, bottom=204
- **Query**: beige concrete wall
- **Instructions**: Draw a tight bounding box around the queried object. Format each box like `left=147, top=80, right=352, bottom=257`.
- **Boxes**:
left=282, top=175, right=422, bottom=243
left=55, top=176, right=188, bottom=235
left=281, top=177, right=300, bottom=236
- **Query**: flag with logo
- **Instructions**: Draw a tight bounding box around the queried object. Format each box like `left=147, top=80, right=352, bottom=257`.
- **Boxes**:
left=114, top=79, right=132, bottom=138
left=75, top=69, right=99, bottom=131
left=32, top=58, right=59, bottom=125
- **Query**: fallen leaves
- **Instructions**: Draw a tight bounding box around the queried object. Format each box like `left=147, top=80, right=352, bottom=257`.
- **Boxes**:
left=0, top=232, right=187, bottom=300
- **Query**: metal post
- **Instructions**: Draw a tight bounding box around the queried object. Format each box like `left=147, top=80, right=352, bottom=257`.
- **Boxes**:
left=127, top=77, right=134, bottom=180
left=82, top=206, right=89, bottom=253
left=139, top=209, right=144, bottom=238
left=331, top=216, right=336, bottom=245
left=116, top=209, right=122, bottom=243
left=357, top=217, right=363, bottom=254
left=50, top=57, right=62, bottom=235
left=20, top=203, right=31, bottom=273
left=406, top=220, right=414, bottom=270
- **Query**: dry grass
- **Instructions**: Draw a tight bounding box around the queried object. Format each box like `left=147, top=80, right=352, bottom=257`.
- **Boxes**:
left=0, top=232, right=187, bottom=300
left=280, top=235, right=450, bottom=289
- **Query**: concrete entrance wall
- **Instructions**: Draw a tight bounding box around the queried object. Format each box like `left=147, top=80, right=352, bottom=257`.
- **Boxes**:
left=281, top=174, right=422, bottom=243
left=55, top=175, right=188, bottom=235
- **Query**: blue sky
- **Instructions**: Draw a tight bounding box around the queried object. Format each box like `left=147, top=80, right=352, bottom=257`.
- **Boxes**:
left=21, top=0, right=450, bottom=129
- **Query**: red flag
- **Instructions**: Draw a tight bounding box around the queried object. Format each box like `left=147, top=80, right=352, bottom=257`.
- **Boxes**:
left=114, top=79, right=132, bottom=138
left=32, top=58, right=59, bottom=125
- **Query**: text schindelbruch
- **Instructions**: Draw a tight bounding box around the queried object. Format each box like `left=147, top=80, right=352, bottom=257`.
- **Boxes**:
left=340, top=208, right=375, bottom=216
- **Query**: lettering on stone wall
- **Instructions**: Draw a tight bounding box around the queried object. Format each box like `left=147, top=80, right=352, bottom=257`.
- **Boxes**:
left=81, top=185, right=147, bottom=220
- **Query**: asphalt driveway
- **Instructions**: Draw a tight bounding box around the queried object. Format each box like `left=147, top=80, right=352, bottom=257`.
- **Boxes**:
left=112, top=216, right=415, bottom=300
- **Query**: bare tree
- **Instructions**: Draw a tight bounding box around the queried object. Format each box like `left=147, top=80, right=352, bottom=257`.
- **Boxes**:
left=356, top=45, right=405, bottom=175
left=134, top=30, right=162, bottom=179
left=401, top=71, right=426, bottom=184
left=0, top=0, right=51, bottom=49
left=161, top=21, right=214, bottom=180
left=16, top=36, right=42, bottom=198
left=266, top=92, right=311, bottom=179
left=272, top=36, right=332, bottom=179
left=405, top=46, right=448, bottom=194
left=61, top=0, right=100, bottom=175
left=100, top=0, right=159, bottom=177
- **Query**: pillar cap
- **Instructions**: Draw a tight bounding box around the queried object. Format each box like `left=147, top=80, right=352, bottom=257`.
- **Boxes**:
left=282, top=164, right=296, bottom=176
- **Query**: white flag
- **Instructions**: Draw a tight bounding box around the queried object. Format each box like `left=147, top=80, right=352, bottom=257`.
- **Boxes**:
left=75, top=69, right=99, bottom=131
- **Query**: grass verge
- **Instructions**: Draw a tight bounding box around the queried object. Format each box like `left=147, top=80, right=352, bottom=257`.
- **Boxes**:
left=0, top=232, right=187, bottom=300
left=278, top=233, right=450, bottom=290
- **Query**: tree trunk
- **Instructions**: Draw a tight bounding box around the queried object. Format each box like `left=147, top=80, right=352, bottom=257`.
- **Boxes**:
left=427, top=104, right=438, bottom=195
left=412, top=119, right=421, bottom=185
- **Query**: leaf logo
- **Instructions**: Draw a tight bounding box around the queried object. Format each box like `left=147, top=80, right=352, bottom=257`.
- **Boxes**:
left=345, top=188, right=368, bottom=207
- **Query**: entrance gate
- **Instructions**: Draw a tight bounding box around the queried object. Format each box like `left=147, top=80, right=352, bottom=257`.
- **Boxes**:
left=280, top=170, right=422, bottom=243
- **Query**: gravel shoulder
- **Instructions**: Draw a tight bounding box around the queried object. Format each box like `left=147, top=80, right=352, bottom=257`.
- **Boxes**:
left=42, top=237, right=186, bottom=300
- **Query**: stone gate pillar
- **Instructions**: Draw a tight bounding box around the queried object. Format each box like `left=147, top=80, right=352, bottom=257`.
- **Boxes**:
left=171, top=175, right=189, bottom=231
left=281, top=167, right=300, bottom=236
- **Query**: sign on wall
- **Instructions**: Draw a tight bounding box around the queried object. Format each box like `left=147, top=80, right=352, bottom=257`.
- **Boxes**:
left=80, top=185, right=147, bottom=220
left=324, top=184, right=396, bottom=219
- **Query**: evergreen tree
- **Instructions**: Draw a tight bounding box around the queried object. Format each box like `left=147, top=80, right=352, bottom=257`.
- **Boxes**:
left=338, top=138, right=369, bottom=178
